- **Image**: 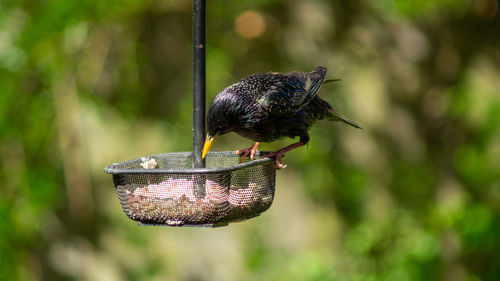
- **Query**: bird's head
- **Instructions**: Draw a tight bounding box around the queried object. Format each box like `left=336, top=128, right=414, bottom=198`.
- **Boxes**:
left=202, top=91, right=242, bottom=158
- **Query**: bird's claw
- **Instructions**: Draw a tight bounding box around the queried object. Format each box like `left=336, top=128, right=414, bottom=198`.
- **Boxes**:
left=236, top=142, right=260, bottom=163
left=236, top=142, right=291, bottom=169
left=236, top=149, right=251, bottom=163
left=273, top=161, right=287, bottom=169
left=265, top=151, right=287, bottom=169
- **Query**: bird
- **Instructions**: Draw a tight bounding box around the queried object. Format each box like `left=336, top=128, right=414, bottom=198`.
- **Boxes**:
left=202, top=66, right=361, bottom=169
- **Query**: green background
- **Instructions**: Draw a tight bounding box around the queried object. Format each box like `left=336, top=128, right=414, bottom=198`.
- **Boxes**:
left=1, top=0, right=499, bottom=280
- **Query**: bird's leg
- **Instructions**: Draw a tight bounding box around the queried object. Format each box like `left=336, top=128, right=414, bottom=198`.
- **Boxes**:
left=265, top=135, right=309, bottom=169
left=265, top=141, right=306, bottom=169
left=236, top=142, right=261, bottom=163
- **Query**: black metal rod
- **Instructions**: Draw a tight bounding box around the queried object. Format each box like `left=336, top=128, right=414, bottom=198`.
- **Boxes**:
left=193, top=0, right=206, bottom=168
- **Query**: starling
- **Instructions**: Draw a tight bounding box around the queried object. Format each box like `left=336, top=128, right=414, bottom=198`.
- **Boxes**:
left=202, top=66, right=361, bottom=168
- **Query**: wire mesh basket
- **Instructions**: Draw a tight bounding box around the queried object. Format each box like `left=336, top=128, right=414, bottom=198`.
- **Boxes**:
left=104, top=151, right=276, bottom=227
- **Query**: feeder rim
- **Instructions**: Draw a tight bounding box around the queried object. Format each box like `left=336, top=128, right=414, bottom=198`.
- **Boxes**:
left=104, top=151, right=275, bottom=175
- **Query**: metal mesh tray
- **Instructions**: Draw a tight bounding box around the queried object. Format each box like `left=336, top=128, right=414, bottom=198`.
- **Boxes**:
left=104, top=151, right=276, bottom=227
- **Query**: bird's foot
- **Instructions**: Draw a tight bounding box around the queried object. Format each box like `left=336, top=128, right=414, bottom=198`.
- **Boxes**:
left=236, top=142, right=260, bottom=163
left=265, top=151, right=287, bottom=169
left=264, top=141, right=307, bottom=169
left=274, top=160, right=287, bottom=169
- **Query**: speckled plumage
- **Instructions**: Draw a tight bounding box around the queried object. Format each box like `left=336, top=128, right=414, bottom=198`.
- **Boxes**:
left=208, top=66, right=360, bottom=142
left=205, top=66, right=361, bottom=167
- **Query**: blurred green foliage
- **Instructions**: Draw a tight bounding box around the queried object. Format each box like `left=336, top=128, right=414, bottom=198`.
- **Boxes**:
left=1, top=0, right=499, bottom=280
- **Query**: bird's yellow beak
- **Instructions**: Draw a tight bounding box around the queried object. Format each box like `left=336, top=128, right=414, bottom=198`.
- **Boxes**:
left=202, top=135, right=215, bottom=159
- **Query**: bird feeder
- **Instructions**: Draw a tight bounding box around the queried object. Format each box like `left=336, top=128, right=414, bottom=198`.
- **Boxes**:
left=104, top=0, right=277, bottom=227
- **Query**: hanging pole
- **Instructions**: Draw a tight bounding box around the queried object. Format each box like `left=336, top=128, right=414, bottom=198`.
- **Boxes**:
left=193, top=0, right=206, bottom=168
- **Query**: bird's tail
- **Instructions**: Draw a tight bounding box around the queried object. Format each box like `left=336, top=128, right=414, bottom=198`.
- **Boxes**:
left=323, top=78, right=343, bottom=84
left=327, top=107, right=362, bottom=129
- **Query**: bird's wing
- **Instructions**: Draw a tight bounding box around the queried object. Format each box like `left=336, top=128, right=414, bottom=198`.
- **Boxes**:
left=258, top=76, right=322, bottom=115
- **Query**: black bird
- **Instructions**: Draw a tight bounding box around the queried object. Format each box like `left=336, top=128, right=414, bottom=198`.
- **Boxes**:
left=202, top=66, right=361, bottom=168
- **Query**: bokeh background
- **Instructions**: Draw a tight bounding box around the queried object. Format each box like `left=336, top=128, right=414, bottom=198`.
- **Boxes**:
left=1, top=0, right=499, bottom=280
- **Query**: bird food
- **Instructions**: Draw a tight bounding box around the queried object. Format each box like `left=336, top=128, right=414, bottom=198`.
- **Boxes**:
left=105, top=151, right=276, bottom=227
